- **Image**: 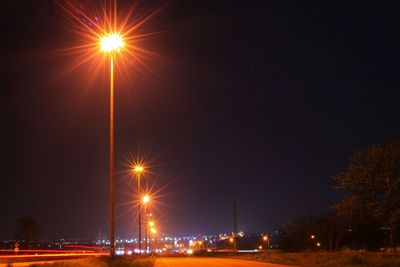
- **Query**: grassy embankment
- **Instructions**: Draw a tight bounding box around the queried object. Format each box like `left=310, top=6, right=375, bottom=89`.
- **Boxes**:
left=27, top=256, right=154, bottom=267
left=227, top=251, right=400, bottom=267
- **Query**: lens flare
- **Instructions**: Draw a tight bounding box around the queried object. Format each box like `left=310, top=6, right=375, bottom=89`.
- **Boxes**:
left=55, top=0, right=168, bottom=85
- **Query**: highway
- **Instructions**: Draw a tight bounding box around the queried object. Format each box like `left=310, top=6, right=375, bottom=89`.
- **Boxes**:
left=154, top=257, right=296, bottom=267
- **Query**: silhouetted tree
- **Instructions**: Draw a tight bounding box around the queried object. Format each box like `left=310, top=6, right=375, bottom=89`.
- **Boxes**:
left=332, top=140, right=400, bottom=250
left=317, top=213, right=347, bottom=251
left=276, top=215, right=320, bottom=251
left=14, top=216, right=40, bottom=249
left=276, top=214, right=347, bottom=252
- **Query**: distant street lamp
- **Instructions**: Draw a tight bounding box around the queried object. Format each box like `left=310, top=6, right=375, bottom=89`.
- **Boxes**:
left=149, top=219, right=156, bottom=253
left=132, top=165, right=145, bottom=254
left=262, top=235, right=270, bottom=249
left=142, top=195, right=150, bottom=253
left=100, top=32, right=125, bottom=258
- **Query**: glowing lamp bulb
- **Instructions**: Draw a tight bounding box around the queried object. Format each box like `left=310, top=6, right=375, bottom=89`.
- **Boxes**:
left=133, top=165, right=144, bottom=173
left=142, top=195, right=150, bottom=203
left=100, top=33, right=124, bottom=52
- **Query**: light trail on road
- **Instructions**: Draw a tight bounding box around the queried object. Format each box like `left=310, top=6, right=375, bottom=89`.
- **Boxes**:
left=0, top=252, right=107, bottom=267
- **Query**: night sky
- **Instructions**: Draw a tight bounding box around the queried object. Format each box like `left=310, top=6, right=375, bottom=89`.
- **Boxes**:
left=1, top=1, right=400, bottom=240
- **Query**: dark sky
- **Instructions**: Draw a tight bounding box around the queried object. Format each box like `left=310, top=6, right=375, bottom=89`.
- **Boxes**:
left=1, top=0, right=400, bottom=240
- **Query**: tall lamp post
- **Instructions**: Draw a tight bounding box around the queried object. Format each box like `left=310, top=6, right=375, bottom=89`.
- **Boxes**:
left=100, top=33, right=124, bottom=258
left=133, top=165, right=145, bottom=254
left=142, top=196, right=150, bottom=253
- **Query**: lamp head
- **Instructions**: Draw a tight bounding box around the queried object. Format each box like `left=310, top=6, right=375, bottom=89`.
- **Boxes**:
left=100, top=33, right=124, bottom=52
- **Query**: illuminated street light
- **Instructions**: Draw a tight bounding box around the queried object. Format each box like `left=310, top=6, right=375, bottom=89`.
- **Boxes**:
left=310, top=235, right=315, bottom=239
left=141, top=194, right=150, bottom=253
left=100, top=31, right=125, bottom=259
left=132, top=165, right=146, bottom=255
left=229, top=237, right=234, bottom=243
left=262, top=235, right=270, bottom=250
left=148, top=219, right=156, bottom=254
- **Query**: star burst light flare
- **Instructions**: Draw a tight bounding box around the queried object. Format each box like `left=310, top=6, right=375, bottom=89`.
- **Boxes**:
left=55, top=0, right=168, bottom=87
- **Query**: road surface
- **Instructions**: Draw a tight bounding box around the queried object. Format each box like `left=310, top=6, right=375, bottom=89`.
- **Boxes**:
left=154, top=257, right=296, bottom=267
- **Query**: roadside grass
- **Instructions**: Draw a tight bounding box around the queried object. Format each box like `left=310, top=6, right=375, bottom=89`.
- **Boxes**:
left=28, top=256, right=154, bottom=267
left=225, top=251, right=400, bottom=267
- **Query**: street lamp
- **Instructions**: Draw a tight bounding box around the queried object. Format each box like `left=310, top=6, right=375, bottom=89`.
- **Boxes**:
left=262, top=235, right=270, bottom=249
left=142, top=195, right=150, bottom=253
left=132, top=164, right=145, bottom=254
left=100, top=32, right=124, bottom=258
left=148, top=220, right=156, bottom=253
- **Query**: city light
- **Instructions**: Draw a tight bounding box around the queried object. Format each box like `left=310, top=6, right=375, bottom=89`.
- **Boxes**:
left=263, top=235, right=268, bottom=241
left=149, top=221, right=155, bottom=227
left=150, top=228, right=157, bottom=234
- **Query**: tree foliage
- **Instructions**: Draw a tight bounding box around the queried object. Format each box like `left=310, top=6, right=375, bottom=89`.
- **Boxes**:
left=276, top=214, right=345, bottom=251
left=332, top=140, right=400, bottom=227
left=332, top=140, right=400, bottom=249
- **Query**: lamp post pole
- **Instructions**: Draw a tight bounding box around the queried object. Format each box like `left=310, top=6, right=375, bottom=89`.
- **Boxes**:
left=137, top=173, right=142, bottom=254
left=109, top=55, right=115, bottom=257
